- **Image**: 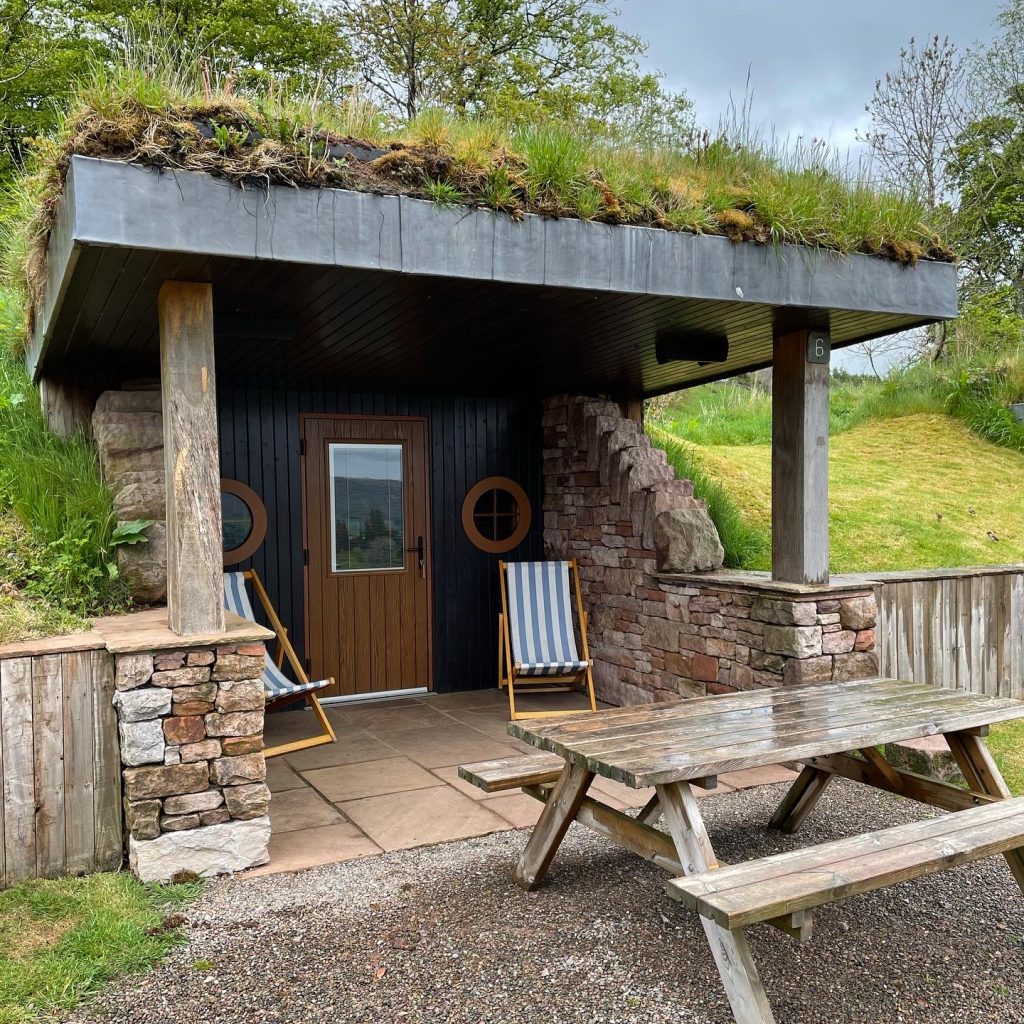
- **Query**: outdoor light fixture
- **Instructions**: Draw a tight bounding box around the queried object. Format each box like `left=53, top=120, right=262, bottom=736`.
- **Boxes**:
left=655, top=327, right=729, bottom=366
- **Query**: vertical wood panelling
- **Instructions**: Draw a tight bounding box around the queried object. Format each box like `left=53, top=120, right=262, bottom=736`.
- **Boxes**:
left=1, top=658, right=37, bottom=882
left=32, top=655, right=64, bottom=878
left=875, top=569, right=1024, bottom=699
left=63, top=651, right=96, bottom=874
left=218, top=388, right=542, bottom=692
left=0, top=648, right=120, bottom=887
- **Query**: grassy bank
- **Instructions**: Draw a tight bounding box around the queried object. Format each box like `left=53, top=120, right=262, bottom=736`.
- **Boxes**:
left=693, top=413, right=1024, bottom=572
left=0, top=873, right=199, bottom=1024
left=0, top=290, right=131, bottom=642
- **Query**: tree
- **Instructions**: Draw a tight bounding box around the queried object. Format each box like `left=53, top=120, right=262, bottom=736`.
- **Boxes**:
left=0, top=0, right=353, bottom=181
left=335, top=0, right=692, bottom=146
left=859, top=35, right=969, bottom=208
left=947, top=101, right=1024, bottom=314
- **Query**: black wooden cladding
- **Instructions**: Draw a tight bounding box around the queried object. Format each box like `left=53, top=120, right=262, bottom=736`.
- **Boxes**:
left=217, top=385, right=543, bottom=693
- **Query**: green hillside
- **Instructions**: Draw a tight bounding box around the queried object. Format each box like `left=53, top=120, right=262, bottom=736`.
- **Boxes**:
left=696, top=413, right=1024, bottom=572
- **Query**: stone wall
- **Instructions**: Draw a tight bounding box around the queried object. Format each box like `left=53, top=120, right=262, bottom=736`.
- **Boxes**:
left=92, top=389, right=167, bottom=602
left=113, top=642, right=270, bottom=882
left=542, top=395, right=879, bottom=705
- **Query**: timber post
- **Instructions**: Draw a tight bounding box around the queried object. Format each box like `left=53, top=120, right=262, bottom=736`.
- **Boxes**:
left=771, top=328, right=830, bottom=585
left=158, top=281, right=225, bottom=635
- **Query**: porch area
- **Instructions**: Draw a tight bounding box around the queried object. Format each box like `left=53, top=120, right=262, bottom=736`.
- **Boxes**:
left=255, top=692, right=796, bottom=875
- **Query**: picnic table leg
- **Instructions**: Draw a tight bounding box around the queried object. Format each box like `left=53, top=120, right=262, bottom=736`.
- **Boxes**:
left=658, top=782, right=777, bottom=1024
left=768, top=764, right=832, bottom=834
left=514, top=759, right=594, bottom=891
left=945, top=730, right=1024, bottom=894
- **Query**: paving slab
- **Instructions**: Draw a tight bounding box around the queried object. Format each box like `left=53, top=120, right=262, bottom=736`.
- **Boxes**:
left=270, top=788, right=345, bottom=834
left=284, top=730, right=398, bottom=772
left=266, top=759, right=309, bottom=794
left=305, top=756, right=439, bottom=803
left=245, top=821, right=380, bottom=877
left=339, top=785, right=509, bottom=851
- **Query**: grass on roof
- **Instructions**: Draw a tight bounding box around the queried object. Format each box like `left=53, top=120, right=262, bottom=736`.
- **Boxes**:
left=0, top=45, right=952, bottom=333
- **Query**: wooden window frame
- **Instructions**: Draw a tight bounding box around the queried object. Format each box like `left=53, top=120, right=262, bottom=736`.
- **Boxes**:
left=461, top=476, right=532, bottom=554
left=221, top=478, right=268, bottom=566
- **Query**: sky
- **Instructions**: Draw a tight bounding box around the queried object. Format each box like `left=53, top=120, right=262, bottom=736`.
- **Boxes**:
left=614, top=1, right=1005, bottom=373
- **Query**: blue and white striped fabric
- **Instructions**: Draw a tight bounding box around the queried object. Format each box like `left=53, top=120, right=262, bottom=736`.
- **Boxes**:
left=506, top=561, right=589, bottom=677
left=223, top=572, right=330, bottom=701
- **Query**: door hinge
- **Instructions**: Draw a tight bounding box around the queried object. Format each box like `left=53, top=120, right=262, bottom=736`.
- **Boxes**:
left=302, top=548, right=309, bottom=566
left=299, top=438, right=306, bottom=456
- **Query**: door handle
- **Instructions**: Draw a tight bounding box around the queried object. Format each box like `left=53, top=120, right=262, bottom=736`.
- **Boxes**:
left=406, top=535, right=425, bottom=576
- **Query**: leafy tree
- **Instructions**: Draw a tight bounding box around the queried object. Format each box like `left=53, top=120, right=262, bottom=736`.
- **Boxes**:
left=335, top=0, right=692, bottom=146
left=947, top=99, right=1024, bottom=314
left=0, top=0, right=353, bottom=180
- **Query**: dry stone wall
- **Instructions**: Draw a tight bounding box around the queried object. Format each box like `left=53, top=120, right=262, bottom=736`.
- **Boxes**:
left=542, top=395, right=879, bottom=705
left=92, top=389, right=167, bottom=602
left=113, top=642, right=270, bottom=882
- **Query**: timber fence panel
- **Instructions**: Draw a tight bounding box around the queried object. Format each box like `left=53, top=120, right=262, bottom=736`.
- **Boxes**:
left=0, top=645, right=121, bottom=886
left=874, top=567, right=1024, bottom=699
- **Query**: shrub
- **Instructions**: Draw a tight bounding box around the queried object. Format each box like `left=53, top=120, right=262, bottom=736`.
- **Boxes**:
left=0, top=289, right=131, bottom=633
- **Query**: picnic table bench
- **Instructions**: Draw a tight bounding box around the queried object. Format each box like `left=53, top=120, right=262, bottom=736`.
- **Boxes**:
left=460, top=677, right=1024, bottom=1024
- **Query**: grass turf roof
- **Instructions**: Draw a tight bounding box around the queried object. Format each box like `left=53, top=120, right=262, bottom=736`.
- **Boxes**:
left=1, top=68, right=954, bottom=329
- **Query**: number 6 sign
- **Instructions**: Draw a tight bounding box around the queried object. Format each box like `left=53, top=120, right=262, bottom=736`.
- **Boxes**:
left=806, top=331, right=831, bottom=364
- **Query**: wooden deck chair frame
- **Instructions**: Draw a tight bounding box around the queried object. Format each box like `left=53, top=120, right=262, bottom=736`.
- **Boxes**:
left=242, top=569, right=337, bottom=758
left=497, top=559, right=598, bottom=721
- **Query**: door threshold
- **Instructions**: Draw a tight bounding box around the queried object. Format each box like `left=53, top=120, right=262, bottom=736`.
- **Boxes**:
left=320, top=686, right=429, bottom=707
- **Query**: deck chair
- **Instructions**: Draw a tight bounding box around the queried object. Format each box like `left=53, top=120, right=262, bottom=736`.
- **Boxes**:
left=223, top=570, right=336, bottom=758
left=498, top=559, right=598, bottom=721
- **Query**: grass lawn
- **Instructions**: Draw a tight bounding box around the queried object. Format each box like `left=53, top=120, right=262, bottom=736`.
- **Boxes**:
left=986, top=721, right=1024, bottom=795
left=695, top=413, right=1024, bottom=573
left=0, top=872, right=199, bottom=1024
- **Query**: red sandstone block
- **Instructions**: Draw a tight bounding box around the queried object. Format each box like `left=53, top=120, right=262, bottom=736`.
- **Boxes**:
left=235, top=643, right=265, bottom=657
left=691, top=653, right=719, bottom=682
left=854, top=629, right=876, bottom=652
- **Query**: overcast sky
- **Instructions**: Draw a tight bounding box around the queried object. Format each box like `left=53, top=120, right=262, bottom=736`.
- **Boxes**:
left=614, top=1, right=1004, bottom=374
left=617, top=0, right=1002, bottom=151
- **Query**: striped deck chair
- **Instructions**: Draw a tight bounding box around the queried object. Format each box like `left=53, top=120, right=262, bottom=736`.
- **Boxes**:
left=498, top=559, right=597, bottom=720
left=223, top=570, right=336, bottom=758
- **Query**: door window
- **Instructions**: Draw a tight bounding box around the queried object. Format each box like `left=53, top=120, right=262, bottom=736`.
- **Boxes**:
left=329, top=442, right=405, bottom=572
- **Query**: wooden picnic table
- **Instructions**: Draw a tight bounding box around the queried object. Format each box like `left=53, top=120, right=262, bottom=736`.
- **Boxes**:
left=461, top=676, right=1024, bottom=1024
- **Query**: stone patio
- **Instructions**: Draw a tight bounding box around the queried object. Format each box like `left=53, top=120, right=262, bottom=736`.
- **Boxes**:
left=251, top=689, right=797, bottom=876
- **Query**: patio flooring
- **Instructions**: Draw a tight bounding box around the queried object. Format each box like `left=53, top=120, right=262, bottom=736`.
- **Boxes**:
left=251, top=688, right=798, bottom=877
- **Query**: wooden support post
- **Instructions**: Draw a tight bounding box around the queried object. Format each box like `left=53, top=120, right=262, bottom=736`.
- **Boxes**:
left=514, top=760, right=593, bottom=890
left=768, top=764, right=832, bottom=834
left=158, top=281, right=225, bottom=636
left=657, top=782, right=777, bottom=1023
left=945, top=730, right=1024, bottom=894
left=772, top=329, right=830, bottom=584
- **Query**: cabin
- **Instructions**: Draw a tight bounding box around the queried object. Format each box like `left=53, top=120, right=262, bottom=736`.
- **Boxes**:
left=3, top=146, right=960, bottom=882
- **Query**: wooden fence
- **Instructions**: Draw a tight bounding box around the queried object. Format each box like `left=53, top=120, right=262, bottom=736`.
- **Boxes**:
left=0, top=638, right=122, bottom=887
left=873, top=566, right=1024, bottom=698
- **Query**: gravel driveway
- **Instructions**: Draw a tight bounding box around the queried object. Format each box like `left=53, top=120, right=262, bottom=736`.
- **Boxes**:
left=68, top=780, right=1024, bottom=1024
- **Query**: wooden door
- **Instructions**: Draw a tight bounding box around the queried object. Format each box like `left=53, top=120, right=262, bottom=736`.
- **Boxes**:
left=302, top=416, right=431, bottom=697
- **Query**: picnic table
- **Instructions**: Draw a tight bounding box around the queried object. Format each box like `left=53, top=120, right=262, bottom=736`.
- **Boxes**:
left=460, top=677, right=1024, bottom=1024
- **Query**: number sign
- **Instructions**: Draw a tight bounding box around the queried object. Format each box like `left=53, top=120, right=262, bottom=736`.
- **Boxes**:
left=807, top=331, right=831, bottom=364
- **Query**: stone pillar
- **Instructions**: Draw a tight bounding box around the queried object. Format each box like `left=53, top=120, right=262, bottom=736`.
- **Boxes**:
left=113, top=643, right=270, bottom=882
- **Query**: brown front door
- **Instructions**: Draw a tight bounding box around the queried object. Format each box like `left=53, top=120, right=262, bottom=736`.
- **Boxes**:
left=302, top=415, right=431, bottom=697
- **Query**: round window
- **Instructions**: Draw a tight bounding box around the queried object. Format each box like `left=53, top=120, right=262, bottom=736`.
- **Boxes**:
left=461, top=477, right=532, bottom=554
left=221, top=478, right=268, bottom=565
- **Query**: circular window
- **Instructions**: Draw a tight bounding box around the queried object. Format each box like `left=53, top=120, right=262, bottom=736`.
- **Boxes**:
left=221, top=478, right=268, bottom=565
left=461, top=477, right=532, bottom=554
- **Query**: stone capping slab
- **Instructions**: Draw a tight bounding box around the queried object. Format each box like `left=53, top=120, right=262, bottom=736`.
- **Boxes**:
left=657, top=570, right=875, bottom=599
left=0, top=629, right=106, bottom=659
left=93, top=607, right=274, bottom=654
left=861, top=564, right=1024, bottom=583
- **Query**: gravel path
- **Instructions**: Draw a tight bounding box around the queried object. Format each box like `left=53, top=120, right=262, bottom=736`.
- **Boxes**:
left=68, top=780, right=1023, bottom=1024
